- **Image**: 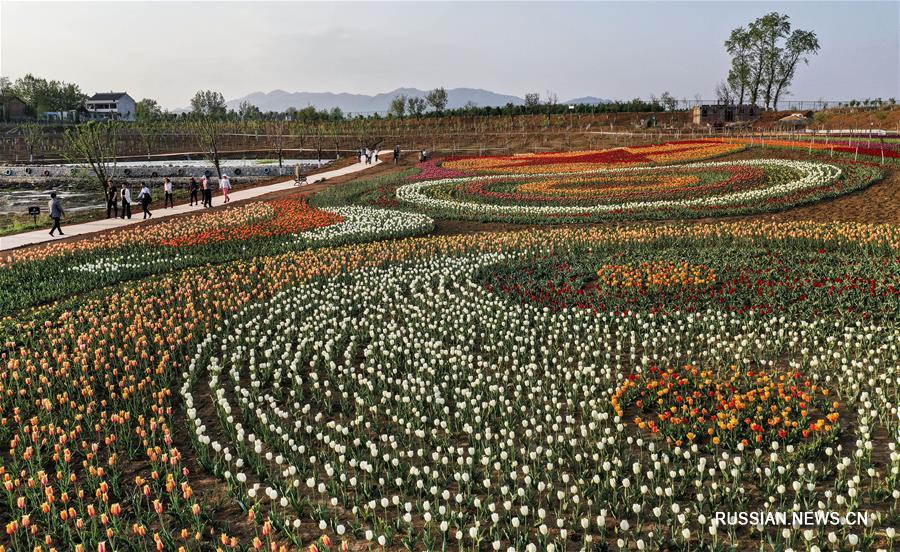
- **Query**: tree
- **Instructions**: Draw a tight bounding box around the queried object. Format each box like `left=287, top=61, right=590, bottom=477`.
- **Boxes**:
left=62, top=120, right=119, bottom=193
left=191, top=117, right=225, bottom=179
left=715, top=82, right=734, bottom=105
left=407, top=96, right=426, bottom=118
left=329, top=107, right=344, bottom=121
left=268, top=119, right=288, bottom=171
left=724, top=13, right=817, bottom=110
left=133, top=122, right=158, bottom=160
left=237, top=100, right=262, bottom=121
left=771, top=29, right=820, bottom=109
left=425, top=87, right=448, bottom=113
left=190, top=90, right=227, bottom=117
left=11, top=74, right=86, bottom=115
left=544, top=91, right=558, bottom=124
left=136, top=98, right=163, bottom=121
left=19, top=123, right=44, bottom=162
left=659, top=91, right=678, bottom=111
left=524, top=93, right=541, bottom=108
left=389, top=95, right=408, bottom=118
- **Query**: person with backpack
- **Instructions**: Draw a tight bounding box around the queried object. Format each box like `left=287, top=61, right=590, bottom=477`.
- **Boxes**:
left=106, top=179, right=119, bottom=218
left=120, top=183, right=132, bottom=219
left=137, top=182, right=153, bottom=219
left=189, top=177, right=200, bottom=206
left=48, top=192, right=64, bottom=236
left=163, top=177, right=174, bottom=208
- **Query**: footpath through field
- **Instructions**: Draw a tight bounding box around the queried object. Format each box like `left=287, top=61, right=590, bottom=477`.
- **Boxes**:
left=0, top=153, right=388, bottom=251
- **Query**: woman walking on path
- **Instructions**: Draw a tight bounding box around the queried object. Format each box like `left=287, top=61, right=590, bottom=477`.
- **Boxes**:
left=189, top=177, right=200, bottom=206
left=220, top=174, right=232, bottom=203
left=106, top=179, right=119, bottom=218
left=48, top=192, right=64, bottom=236
left=163, top=177, right=174, bottom=208
left=138, top=182, right=153, bottom=219
left=120, top=183, right=132, bottom=219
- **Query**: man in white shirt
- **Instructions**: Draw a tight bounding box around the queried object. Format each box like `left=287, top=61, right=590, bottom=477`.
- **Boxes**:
left=163, top=177, right=174, bottom=208
left=120, top=183, right=132, bottom=219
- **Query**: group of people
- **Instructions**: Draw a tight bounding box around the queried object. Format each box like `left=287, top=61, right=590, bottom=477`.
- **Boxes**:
left=358, top=148, right=379, bottom=165
left=47, top=174, right=236, bottom=236
left=104, top=180, right=155, bottom=220
left=103, top=174, right=233, bottom=220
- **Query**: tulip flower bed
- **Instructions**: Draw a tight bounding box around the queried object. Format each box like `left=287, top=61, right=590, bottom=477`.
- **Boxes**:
left=0, top=202, right=433, bottom=316
left=5, top=222, right=891, bottom=551
left=396, top=159, right=882, bottom=223
left=611, top=365, right=841, bottom=449
left=440, top=140, right=747, bottom=174
left=707, top=137, right=900, bottom=164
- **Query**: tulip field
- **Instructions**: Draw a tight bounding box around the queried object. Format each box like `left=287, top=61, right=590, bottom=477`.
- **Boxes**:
left=1, top=140, right=898, bottom=552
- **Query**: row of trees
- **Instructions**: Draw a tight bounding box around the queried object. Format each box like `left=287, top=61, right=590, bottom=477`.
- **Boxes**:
left=719, top=12, right=820, bottom=109
left=0, top=74, right=87, bottom=116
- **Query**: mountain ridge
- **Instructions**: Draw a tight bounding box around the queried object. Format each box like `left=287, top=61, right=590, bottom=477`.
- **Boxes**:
left=201, top=88, right=609, bottom=114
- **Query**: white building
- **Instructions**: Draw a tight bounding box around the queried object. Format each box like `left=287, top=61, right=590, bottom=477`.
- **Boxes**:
left=86, top=92, right=137, bottom=121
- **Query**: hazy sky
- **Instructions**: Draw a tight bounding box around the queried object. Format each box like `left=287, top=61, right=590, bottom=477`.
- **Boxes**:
left=2, top=1, right=898, bottom=109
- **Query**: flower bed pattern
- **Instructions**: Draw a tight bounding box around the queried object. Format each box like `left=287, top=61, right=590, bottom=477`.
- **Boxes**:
left=4, top=221, right=893, bottom=551
left=440, top=140, right=747, bottom=174
left=397, top=159, right=882, bottom=222
left=0, top=201, right=433, bottom=315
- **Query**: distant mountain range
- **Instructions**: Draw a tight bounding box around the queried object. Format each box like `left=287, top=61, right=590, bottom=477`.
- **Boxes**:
left=214, top=88, right=612, bottom=114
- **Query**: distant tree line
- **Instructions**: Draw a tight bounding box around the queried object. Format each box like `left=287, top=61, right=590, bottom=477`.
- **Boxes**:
left=0, top=74, right=88, bottom=116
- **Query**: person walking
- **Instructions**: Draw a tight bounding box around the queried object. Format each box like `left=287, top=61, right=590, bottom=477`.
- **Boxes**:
left=137, top=182, right=153, bottom=219
left=48, top=192, right=64, bottom=236
left=189, top=177, right=200, bottom=206
left=201, top=176, right=213, bottom=208
left=120, top=183, right=132, bottom=219
left=393, top=145, right=401, bottom=164
left=220, top=174, right=232, bottom=203
left=105, top=179, right=119, bottom=218
left=163, top=177, right=174, bottom=208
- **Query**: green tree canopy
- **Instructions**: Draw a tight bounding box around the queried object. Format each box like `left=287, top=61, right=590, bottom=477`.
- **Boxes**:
left=10, top=74, right=87, bottom=115
left=725, top=12, right=819, bottom=110
left=190, top=90, right=227, bottom=117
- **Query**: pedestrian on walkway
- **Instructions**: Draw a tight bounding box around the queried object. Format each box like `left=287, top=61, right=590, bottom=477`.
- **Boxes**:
left=138, top=182, right=153, bottom=219
left=221, top=174, right=232, bottom=203
left=163, top=177, right=174, bottom=208
left=374, top=149, right=379, bottom=163
left=201, top=176, right=213, bottom=208
left=120, top=183, right=132, bottom=219
left=393, top=145, right=401, bottom=164
left=48, top=192, right=64, bottom=236
left=365, top=148, right=372, bottom=165
left=189, top=177, right=200, bottom=206
left=106, top=179, right=119, bottom=218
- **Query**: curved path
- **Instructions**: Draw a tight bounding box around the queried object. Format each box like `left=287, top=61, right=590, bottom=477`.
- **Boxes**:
left=0, top=153, right=389, bottom=251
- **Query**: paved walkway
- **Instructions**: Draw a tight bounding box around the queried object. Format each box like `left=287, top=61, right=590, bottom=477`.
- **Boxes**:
left=1, top=154, right=389, bottom=251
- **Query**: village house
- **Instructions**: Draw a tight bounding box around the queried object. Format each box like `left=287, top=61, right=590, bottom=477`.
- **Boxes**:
left=86, top=92, right=137, bottom=121
left=692, top=103, right=760, bottom=126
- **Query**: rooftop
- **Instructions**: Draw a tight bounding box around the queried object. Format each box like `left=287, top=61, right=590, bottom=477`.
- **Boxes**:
left=88, top=92, right=130, bottom=101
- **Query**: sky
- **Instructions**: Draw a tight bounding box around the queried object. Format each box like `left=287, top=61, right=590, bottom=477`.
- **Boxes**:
left=1, top=1, right=898, bottom=110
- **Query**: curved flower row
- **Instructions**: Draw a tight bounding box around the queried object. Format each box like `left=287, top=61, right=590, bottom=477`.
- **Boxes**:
left=440, top=140, right=747, bottom=174
left=1, top=221, right=897, bottom=551
left=0, top=203, right=433, bottom=315
left=296, top=206, right=434, bottom=245
left=180, top=230, right=897, bottom=551
left=396, top=159, right=879, bottom=222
